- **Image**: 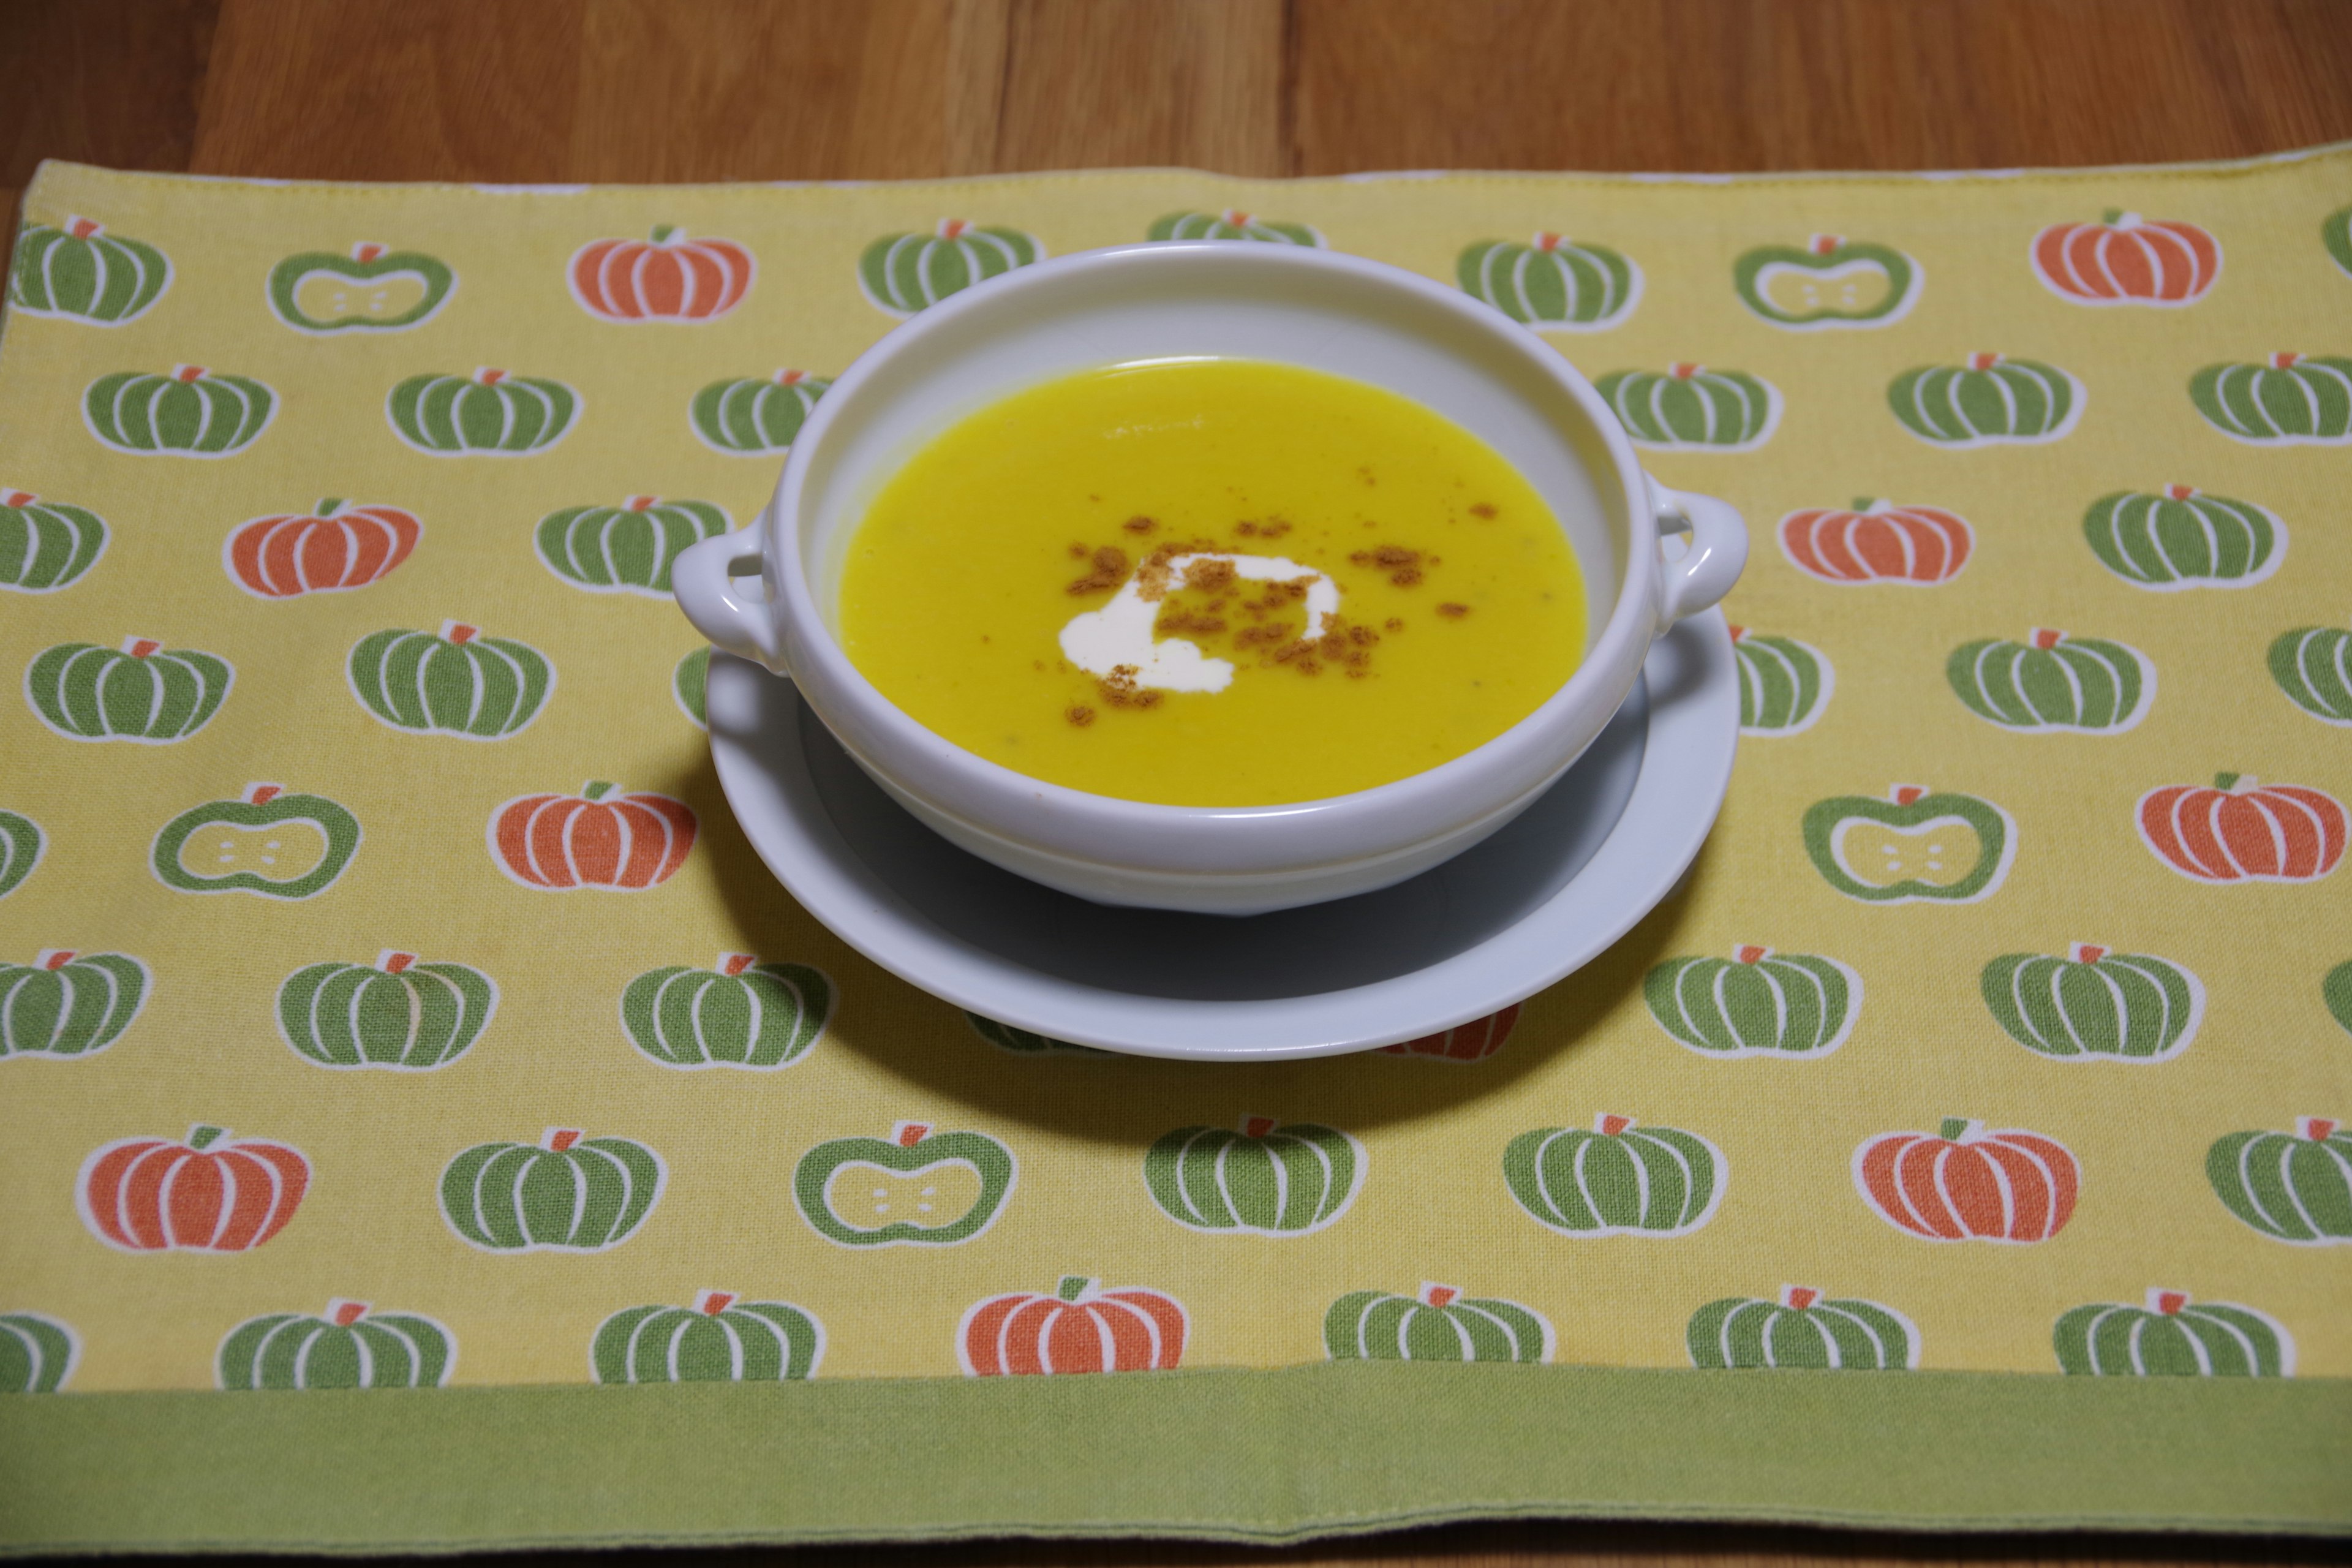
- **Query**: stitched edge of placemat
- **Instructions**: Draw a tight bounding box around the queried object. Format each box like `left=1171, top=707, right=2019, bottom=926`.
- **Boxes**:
left=23, top=134, right=2352, bottom=204
left=4, top=1363, right=2346, bottom=1553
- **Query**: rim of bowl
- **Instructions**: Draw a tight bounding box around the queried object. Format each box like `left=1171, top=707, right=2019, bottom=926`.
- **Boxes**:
left=768, top=241, right=1659, bottom=851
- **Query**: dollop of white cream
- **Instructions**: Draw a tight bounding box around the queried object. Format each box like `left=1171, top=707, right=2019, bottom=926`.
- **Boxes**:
left=1058, top=552, right=1338, bottom=695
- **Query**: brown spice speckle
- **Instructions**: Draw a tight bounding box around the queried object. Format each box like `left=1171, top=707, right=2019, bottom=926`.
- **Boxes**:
left=1066, top=546, right=1129, bottom=595
left=1065, top=705, right=1096, bottom=727
left=1436, top=602, right=1469, bottom=619
left=1122, top=514, right=1156, bottom=534
left=1155, top=608, right=1227, bottom=636
left=1097, top=664, right=1164, bottom=709
left=1469, top=502, right=1496, bottom=519
left=1350, top=543, right=1425, bottom=587
left=1186, top=557, right=1236, bottom=594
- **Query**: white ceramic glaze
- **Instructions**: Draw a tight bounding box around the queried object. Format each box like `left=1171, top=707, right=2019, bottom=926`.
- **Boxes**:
left=703, top=606, right=1738, bottom=1060
left=674, top=242, right=1746, bottom=913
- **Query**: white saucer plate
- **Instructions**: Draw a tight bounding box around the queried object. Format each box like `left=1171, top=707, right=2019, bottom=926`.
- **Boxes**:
left=707, top=609, right=1738, bottom=1061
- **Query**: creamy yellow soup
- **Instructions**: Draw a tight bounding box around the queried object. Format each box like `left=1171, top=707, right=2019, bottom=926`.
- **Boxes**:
left=837, top=359, right=1586, bottom=806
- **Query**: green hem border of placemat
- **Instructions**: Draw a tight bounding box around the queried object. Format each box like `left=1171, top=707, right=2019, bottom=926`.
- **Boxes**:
left=4, top=1364, right=2346, bottom=1553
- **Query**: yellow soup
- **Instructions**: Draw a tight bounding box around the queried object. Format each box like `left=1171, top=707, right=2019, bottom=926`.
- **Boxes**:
left=838, top=359, right=1587, bottom=806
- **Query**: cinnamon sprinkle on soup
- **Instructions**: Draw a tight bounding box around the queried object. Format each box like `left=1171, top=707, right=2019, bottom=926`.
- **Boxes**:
left=837, top=358, right=1585, bottom=805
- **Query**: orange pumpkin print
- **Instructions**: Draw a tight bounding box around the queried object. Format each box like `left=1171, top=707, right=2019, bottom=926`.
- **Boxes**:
left=489, top=780, right=696, bottom=891
left=1779, top=499, right=1973, bottom=584
left=2138, top=772, right=2345, bottom=883
left=958, top=1275, right=1186, bottom=1376
left=224, top=499, right=419, bottom=598
left=1853, top=1118, right=2078, bottom=1243
left=1380, top=1004, right=1520, bottom=1062
left=76, top=1124, right=310, bottom=1253
left=2032, top=211, right=2221, bottom=306
left=568, top=226, right=753, bottom=322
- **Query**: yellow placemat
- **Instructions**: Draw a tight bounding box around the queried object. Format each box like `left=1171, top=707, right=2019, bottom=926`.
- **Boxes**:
left=1, top=152, right=2348, bottom=1552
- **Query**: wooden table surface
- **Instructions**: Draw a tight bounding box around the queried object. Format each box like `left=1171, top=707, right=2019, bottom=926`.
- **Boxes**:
left=4, top=2, right=2348, bottom=1565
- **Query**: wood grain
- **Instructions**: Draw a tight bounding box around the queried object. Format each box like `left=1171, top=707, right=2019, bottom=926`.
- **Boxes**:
left=189, top=0, right=585, bottom=181
left=1288, top=0, right=2352, bottom=173
left=570, top=1, right=963, bottom=183
left=6, top=2, right=2350, bottom=1563
left=0, top=0, right=219, bottom=192
left=10, top=0, right=2350, bottom=191
left=991, top=0, right=1286, bottom=176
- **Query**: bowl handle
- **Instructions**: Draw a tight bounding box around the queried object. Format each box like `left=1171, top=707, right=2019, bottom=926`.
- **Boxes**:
left=1647, top=478, right=1749, bottom=625
left=673, top=528, right=790, bottom=675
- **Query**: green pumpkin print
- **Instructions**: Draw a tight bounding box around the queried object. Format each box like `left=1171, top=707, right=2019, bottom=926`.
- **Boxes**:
left=795, top=1121, right=1017, bottom=1248
left=1324, top=1283, right=1551, bottom=1363
left=217, top=1300, right=453, bottom=1390
left=268, top=242, right=456, bottom=333
left=690, top=369, right=828, bottom=456
left=967, top=1012, right=1107, bottom=1056
left=536, top=496, right=729, bottom=597
left=1504, top=1114, right=1724, bottom=1237
left=2205, top=1117, right=2351, bottom=1245
left=2326, top=206, right=2352, bottom=279
left=858, top=220, right=1043, bottom=317
left=1458, top=233, right=1640, bottom=329
left=1733, top=234, right=1921, bottom=329
left=673, top=646, right=709, bottom=729
left=277, top=950, right=496, bottom=1071
left=2081, top=486, right=2282, bottom=590
left=347, top=620, right=552, bottom=739
left=2054, top=1289, right=2292, bottom=1377
left=440, top=1128, right=665, bottom=1253
left=0, top=1312, right=80, bottom=1393
left=1730, top=627, right=1832, bottom=735
left=621, top=954, right=831, bottom=1071
left=1947, top=628, right=2151, bottom=733
left=2269, top=622, right=2352, bottom=725
left=1643, top=945, right=1859, bottom=1058
left=2190, top=353, right=2352, bottom=445
left=1980, top=944, right=2203, bottom=1063
left=1150, top=210, right=1324, bottom=246
left=84, top=365, right=275, bottom=458
left=0, top=489, right=107, bottom=594
left=1595, top=363, right=1779, bottom=450
left=387, top=368, right=578, bottom=456
left=2325, top=961, right=2352, bottom=1039
left=1802, top=783, right=2015, bottom=905
left=151, top=782, right=361, bottom=900
left=0, top=949, right=149, bottom=1060
left=1144, top=1117, right=1364, bottom=1236
left=593, top=1289, right=823, bottom=1384
left=1687, top=1285, right=1917, bottom=1370
left=26, top=636, right=232, bottom=743
left=1889, top=353, right=2082, bottom=446
left=10, top=216, right=170, bottom=323
left=0, top=809, right=42, bottom=901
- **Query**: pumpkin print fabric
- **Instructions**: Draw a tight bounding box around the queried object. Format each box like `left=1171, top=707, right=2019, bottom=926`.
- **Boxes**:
left=0, top=154, right=2346, bottom=1457
left=592, top=1289, right=824, bottom=1384
left=1, top=488, right=108, bottom=592
left=216, top=1299, right=454, bottom=1390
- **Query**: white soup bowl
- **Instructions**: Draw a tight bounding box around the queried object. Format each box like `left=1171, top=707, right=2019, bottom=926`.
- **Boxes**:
left=673, top=242, right=1746, bottom=914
